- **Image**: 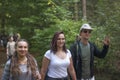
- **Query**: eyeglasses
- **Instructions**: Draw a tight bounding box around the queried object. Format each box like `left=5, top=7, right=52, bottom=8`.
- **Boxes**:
left=82, top=30, right=92, bottom=34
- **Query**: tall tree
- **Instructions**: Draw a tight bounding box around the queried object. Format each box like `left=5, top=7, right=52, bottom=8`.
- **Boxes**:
left=82, top=0, right=86, bottom=20
left=0, top=0, right=6, bottom=34
left=74, top=0, right=79, bottom=21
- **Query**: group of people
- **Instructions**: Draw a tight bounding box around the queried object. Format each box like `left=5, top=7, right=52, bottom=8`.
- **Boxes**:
left=1, top=23, right=110, bottom=80
left=0, top=33, right=20, bottom=49
left=6, top=33, right=21, bottom=60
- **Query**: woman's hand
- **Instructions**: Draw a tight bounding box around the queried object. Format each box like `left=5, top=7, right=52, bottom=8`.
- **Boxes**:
left=35, top=72, right=41, bottom=80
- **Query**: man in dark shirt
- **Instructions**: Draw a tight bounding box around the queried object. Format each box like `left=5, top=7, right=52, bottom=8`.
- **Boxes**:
left=70, top=23, right=110, bottom=80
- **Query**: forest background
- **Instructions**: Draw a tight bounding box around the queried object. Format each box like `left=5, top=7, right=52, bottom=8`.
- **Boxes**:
left=0, top=0, right=120, bottom=80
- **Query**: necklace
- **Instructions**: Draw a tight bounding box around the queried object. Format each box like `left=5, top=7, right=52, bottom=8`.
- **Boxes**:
left=19, top=57, right=27, bottom=64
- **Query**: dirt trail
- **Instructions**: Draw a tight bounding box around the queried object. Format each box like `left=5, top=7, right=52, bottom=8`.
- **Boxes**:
left=0, top=47, right=7, bottom=79
left=0, top=68, right=3, bottom=79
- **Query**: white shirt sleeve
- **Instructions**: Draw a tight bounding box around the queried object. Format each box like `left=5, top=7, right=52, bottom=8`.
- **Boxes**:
left=44, top=50, right=51, bottom=60
left=67, top=49, right=71, bottom=58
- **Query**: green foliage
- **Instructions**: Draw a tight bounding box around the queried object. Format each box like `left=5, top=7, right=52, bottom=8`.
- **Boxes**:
left=30, top=19, right=82, bottom=53
left=30, top=19, right=82, bottom=66
left=0, top=0, right=120, bottom=77
left=90, top=0, right=120, bottom=73
left=53, top=20, right=82, bottom=46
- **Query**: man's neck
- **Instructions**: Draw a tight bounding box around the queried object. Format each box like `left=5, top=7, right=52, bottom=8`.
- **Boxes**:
left=81, top=39, right=89, bottom=45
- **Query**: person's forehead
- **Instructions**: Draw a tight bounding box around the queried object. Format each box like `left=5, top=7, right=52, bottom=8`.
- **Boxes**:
left=82, top=29, right=92, bottom=31
left=58, top=34, right=65, bottom=38
left=17, top=41, right=28, bottom=46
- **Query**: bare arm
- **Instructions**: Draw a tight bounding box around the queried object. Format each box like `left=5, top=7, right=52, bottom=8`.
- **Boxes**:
left=6, top=42, right=9, bottom=58
left=40, top=57, right=50, bottom=80
left=68, top=57, right=76, bottom=80
left=34, top=59, right=41, bottom=80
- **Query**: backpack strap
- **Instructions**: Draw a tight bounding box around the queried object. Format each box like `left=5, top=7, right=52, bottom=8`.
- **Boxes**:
left=75, top=41, right=80, bottom=70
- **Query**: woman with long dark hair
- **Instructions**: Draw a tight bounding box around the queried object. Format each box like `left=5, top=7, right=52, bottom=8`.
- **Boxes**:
left=41, top=31, right=76, bottom=80
left=2, top=39, right=41, bottom=80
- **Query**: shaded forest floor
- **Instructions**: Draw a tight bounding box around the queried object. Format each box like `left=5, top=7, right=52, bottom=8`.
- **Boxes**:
left=0, top=68, right=3, bottom=79
left=0, top=47, right=6, bottom=79
left=96, top=71, right=120, bottom=80
left=0, top=47, right=120, bottom=80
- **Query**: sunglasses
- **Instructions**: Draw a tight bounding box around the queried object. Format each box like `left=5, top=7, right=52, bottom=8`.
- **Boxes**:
left=82, top=30, right=92, bottom=33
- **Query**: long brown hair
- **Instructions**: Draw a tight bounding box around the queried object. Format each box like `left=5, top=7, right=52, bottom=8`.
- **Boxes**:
left=50, top=31, right=67, bottom=53
left=10, top=39, right=37, bottom=79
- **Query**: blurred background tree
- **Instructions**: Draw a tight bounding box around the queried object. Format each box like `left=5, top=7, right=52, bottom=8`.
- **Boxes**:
left=0, top=0, right=120, bottom=79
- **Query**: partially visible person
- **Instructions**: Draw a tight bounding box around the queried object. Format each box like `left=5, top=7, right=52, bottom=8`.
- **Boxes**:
left=70, top=23, right=110, bottom=80
left=76, top=34, right=81, bottom=42
left=6, top=36, right=16, bottom=60
left=0, top=34, right=3, bottom=47
left=1, top=33, right=8, bottom=48
left=41, top=31, right=76, bottom=80
left=13, top=33, right=21, bottom=42
left=0, top=38, right=4, bottom=47
left=2, top=39, right=41, bottom=80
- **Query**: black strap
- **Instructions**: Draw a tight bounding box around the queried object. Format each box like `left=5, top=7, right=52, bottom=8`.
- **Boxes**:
left=75, top=41, right=80, bottom=70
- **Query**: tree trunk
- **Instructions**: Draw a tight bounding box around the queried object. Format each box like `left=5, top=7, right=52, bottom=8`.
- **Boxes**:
left=1, top=18, right=5, bottom=34
left=1, top=0, right=6, bottom=34
left=74, top=2, right=79, bottom=21
left=82, top=0, right=87, bottom=20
